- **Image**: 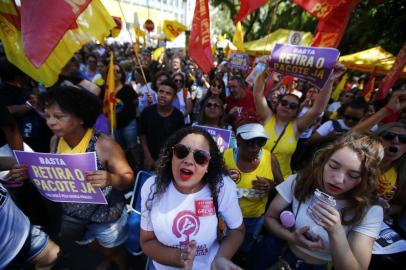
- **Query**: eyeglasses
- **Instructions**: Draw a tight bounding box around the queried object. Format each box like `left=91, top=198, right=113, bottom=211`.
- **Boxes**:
left=243, top=138, right=267, bottom=148
left=343, top=115, right=361, bottom=122
left=114, top=69, right=121, bottom=73
left=172, top=144, right=211, bottom=166
left=381, top=131, right=406, bottom=144
left=206, top=102, right=221, bottom=109
left=212, top=84, right=222, bottom=88
left=174, top=79, right=183, bottom=83
left=280, top=99, right=299, bottom=110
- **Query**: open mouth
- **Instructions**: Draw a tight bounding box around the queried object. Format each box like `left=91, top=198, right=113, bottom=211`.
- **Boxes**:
left=388, top=146, right=398, bottom=154
left=179, top=168, right=193, bottom=181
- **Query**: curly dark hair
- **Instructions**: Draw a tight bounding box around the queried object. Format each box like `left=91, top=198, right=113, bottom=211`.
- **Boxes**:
left=294, top=133, right=384, bottom=226
left=40, top=86, right=102, bottom=129
left=146, top=126, right=226, bottom=211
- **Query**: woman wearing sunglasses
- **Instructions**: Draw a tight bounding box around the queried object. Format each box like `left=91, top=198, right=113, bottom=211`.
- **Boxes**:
left=252, top=133, right=385, bottom=270
left=223, top=123, right=283, bottom=255
left=253, top=63, right=346, bottom=179
left=140, top=127, right=245, bottom=270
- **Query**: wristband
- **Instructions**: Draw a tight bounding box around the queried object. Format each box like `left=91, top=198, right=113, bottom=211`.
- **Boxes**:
left=25, top=101, right=33, bottom=109
left=384, top=106, right=396, bottom=115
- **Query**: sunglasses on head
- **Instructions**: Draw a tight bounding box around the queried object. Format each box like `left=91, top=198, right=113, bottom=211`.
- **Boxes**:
left=280, top=99, right=299, bottom=110
left=381, top=131, right=406, bottom=144
left=243, top=137, right=267, bottom=148
left=172, top=144, right=211, bottom=166
left=343, top=115, right=361, bottom=122
left=206, top=102, right=221, bottom=109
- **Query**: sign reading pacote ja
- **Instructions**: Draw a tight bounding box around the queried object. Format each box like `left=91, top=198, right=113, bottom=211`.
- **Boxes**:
left=269, top=43, right=340, bottom=89
left=14, top=151, right=107, bottom=204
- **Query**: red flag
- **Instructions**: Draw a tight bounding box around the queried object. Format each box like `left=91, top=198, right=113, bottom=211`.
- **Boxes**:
left=21, top=0, right=92, bottom=68
left=293, top=0, right=346, bottom=21
left=189, top=0, right=213, bottom=74
left=234, top=0, right=269, bottom=24
left=376, top=42, right=406, bottom=100
left=362, top=66, right=377, bottom=102
left=310, top=0, right=360, bottom=48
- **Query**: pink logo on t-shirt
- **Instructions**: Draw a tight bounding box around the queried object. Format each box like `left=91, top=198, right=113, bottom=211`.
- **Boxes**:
left=172, top=210, right=200, bottom=246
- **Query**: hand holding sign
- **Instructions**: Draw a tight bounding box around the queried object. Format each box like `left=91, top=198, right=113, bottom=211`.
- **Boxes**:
left=85, top=170, right=112, bottom=189
left=6, top=164, right=29, bottom=182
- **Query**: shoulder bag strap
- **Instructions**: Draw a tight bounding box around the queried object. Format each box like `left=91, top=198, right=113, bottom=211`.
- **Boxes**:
left=270, top=123, right=288, bottom=153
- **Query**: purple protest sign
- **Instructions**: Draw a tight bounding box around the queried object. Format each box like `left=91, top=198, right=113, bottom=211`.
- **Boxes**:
left=269, top=43, right=340, bottom=90
left=228, top=53, right=249, bottom=71
left=195, top=125, right=232, bottom=152
left=14, top=151, right=107, bottom=204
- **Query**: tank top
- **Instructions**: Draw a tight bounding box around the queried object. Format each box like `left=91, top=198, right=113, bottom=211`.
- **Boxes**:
left=263, top=115, right=297, bottom=179
left=56, top=131, right=125, bottom=223
left=223, top=148, right=274, bottom=218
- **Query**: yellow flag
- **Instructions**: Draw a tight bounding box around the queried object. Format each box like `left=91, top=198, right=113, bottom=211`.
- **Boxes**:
left=134, top=25, right=146, bottom=38
left=224, top=43, right=232, bottom=59
left=0, top=0, right=115, bottom=87
left=163, top=20, right=187, bottom=41
left=332, top=73, right=348, bottom=101
left=233, top=22, right=245, bottom=52
left=103, top=55, right=116, bottom=131
left=152, top=47, right=165, bottom=61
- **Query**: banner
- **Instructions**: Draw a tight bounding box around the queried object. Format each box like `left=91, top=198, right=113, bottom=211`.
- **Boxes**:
left=195, top=125, right=232, bottom=152
left=293, top=0, right=345, bottom=21
left=362, top=66, right=377, bottom=102
left=163, top=20, right=187, bottom=41
left=228, top=53, right=249, bottom=71
left=376, top=42, right=406, bottom=100
left=189, top=0, right=213, bottom=73
left=14, top=151, right=107, bottom=204
left=311, top=0, right=360, bottom=48
left=269, top=43, right=340, bottom=89
left=0, top=0, right=115, bottom=86
left=234, top=0, right=268, bottom=24
left=103, top=54, right=116, bottom=131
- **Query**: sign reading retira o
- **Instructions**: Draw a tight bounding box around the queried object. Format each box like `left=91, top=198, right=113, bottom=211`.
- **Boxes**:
left=269, top=43, right=340, bottom=90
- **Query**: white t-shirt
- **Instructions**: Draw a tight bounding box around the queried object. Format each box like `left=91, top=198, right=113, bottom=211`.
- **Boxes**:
left=141, top=176, right=243, bottom=270
left=327, top=102, right=341, bottom=113
left=316, top=119, right=378, bottom=137
left=172, top=91, right=192, bottom=124
left=276, top=175, right=383, bottom=262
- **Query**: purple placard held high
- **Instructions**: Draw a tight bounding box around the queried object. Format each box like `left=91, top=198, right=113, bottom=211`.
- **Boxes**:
left=269, top=43, right=340, bottom=90
left=195, top=125, right=232, bottom=152
left=14, top=151, right=107, bottom=204
left=228, top=53, right=249, bottom=71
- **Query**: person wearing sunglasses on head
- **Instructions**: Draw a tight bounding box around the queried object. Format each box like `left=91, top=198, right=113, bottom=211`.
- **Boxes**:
left=140, top=127, right=245, bottom=270
left=253, top=63, right=346, bottom=179
left=308, top=98, right=372, bottom=153
left=223, top=123, right=283, bottom=255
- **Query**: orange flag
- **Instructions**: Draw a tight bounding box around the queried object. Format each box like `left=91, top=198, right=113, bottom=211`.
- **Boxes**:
left=189, top=0, right=213, bottom=73
left=234, top=0, right=269, bottom=24
left=103, top=54, right=116, bottom=132
left=0, top=0, right=115, bottom=86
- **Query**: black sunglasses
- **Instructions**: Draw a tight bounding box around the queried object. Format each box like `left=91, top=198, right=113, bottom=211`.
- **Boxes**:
left=174, top=79, right=183, bottom=83
left=206, top=102, right=221, bottom=109
left=243, top=138, right=267, bottom=148
left=280, top=99, right=299, bottom=110
left=343, top=115, right=361, bottom=122
left=172, top=144, right=211, bottom=165
left=381, top=131, right=406, bottom=144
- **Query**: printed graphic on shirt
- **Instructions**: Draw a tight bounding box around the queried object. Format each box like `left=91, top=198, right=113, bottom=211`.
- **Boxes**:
left=227, top=169, right=241, bottom=184
left=172, top=210, right=200, bottom=246
left=195, top=199, right=215, bottom=217
left=0, top=184, right=7, bottom=207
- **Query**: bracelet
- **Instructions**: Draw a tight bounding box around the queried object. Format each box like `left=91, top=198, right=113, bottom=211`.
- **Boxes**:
left=384, top=106, right=396, bottom=115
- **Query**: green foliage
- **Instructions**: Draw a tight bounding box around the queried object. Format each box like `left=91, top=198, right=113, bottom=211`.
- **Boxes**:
left=210, top=0, right=406, bottom=55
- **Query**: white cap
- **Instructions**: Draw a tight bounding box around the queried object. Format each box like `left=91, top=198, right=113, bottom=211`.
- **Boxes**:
left=236, top=123, right=268, bottom=140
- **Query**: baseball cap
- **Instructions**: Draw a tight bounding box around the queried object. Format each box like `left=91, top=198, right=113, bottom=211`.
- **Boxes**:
left=236, top=123, right=268, bottom=140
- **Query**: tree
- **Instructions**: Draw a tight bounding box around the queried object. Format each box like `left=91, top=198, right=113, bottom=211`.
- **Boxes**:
left=210, top=0, right=406, bottom=55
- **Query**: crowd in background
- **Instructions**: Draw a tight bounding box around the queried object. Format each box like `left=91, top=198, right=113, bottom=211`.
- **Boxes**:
left=1, top=41, right=406, bottom=270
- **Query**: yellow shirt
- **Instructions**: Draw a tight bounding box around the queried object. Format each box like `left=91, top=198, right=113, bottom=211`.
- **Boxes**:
left=57, top=129, right=94, bottom=154
left=263, top=116, right=297, bottom=179
left=223, top=148, right=274, bottom=218
left=378, top=167, right=398, bottom=202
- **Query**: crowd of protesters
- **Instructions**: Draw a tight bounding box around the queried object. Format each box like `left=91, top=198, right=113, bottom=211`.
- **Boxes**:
left=0, top=41, right=406, bottom=270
